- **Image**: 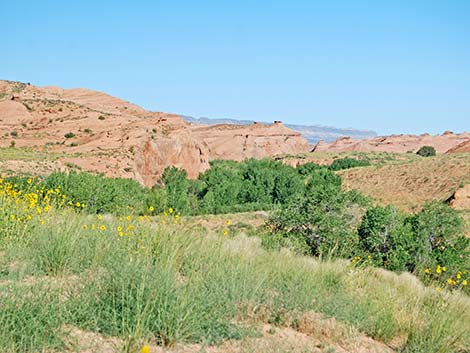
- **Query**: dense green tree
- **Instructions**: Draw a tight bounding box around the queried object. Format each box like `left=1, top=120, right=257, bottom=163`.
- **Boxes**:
left=268, top=169, right=361, bottom=258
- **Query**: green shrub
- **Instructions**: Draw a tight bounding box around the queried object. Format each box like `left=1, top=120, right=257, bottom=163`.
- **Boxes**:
left=329, top=157, right=371, bottom=171
left=410, top=201, right=468, bottom=272
left=358, top=205, right=417, bottom=271
left=416, top=146, right=436, bottom=157
left=63, top=132, right=76, bottom=139
left=296, top=162, right=325, bottom=175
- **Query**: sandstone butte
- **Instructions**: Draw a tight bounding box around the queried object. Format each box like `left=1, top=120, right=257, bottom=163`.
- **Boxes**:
left=0, top=80, right=310, bottom=187
left=312, top=131, right=470, bottom=154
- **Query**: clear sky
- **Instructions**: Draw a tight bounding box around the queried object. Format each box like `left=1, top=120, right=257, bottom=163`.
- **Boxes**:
left=2, top=0, right=469, bottom=135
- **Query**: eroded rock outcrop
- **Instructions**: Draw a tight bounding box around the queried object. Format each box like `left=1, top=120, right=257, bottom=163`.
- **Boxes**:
left=0, top=80, right=309, bottom=186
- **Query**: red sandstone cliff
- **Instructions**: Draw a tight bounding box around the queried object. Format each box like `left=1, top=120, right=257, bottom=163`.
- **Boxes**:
left=0, top=80, right=309, bottom=186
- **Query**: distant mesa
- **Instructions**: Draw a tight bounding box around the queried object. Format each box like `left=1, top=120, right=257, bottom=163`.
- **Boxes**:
left=182, top=116, right=377, bottom=144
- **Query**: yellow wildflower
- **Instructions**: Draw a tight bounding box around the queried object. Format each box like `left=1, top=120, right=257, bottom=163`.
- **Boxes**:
left=100, top=225, right=106, bottom=231
left=149, top=206, right=154, bottom=212
left=141, top=345, right=150, bottom=353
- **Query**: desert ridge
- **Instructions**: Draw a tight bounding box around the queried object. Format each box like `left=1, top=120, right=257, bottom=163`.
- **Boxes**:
left=0, top=80, right=309, bottom=186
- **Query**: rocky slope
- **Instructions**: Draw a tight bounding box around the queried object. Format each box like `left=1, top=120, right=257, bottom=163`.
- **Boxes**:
left=0, top=80, right=309, bottom=186
left=312, top=131, right=470, bottom=153
left=446, top=139, right=470, bottom=153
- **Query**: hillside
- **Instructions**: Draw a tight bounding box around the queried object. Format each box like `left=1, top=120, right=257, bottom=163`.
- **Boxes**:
left=336, top=153, right=470, bottom=211
left=0, top=80, right=309, bottom=186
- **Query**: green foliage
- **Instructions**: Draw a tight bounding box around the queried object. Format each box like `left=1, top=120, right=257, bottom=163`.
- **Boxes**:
left=358, top=206, right=416, bottom=271
left=296, top=161, right=325, bottom=175
left=329, top=157, right=371, bottom=171
left=416, top=145, right=436, bottom=157
left=267, top=169, right=363, bottom=258
left=156, top=159, right=306, bottom=215
left=410, top=202, right=468, bottom=272
left=357, top=202, right=469, bottom=277
left=63, top=132, right=75, bottom=139
left=154, top=167, right=195, bottom=214
left=42, top=172, right=149, bottom=214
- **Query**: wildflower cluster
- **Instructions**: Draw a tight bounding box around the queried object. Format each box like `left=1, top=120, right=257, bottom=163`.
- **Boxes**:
left=155, top=207, right=181, bottom=225
left=81, top=207, right=181, bottom=239
left=423, top=265, right=469, bottom=292
left=0, top=176, right=83, bottom=239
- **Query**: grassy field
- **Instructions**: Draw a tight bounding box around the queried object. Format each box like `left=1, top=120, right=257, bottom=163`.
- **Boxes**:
left=1, top=205, right=469, bottom=353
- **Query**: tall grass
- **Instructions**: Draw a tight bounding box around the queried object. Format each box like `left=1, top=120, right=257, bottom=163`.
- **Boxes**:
left=0, top=210, right=469, bottom=352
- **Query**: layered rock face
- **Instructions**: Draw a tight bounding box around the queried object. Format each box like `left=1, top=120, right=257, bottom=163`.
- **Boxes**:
left=312, top=132, right=470, bottom=154
left=0, top=80, right=309, bottom=186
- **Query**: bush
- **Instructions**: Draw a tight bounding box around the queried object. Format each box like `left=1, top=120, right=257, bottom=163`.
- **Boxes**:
left=329, top=157, right=371, bottom=171
left=416, top=146, right=436, bottom=157
left=358, top=206, right=417, bottom=271
left=296, top=162, right=325, bottom=175
left=410, top=202, right=468, bottom=272
left=64, top=132, right=76, bottom=139
left=357, top=202, right=469, bottom=277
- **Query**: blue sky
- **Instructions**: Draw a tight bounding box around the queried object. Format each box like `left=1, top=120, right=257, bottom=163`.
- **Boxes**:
left=2, top=0, right=469, bottom=135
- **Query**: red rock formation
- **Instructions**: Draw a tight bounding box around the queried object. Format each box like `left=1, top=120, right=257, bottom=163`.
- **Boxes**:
left=313, top=132, right=470, bottom=154
left=0, top=80, right=309, bottom=186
